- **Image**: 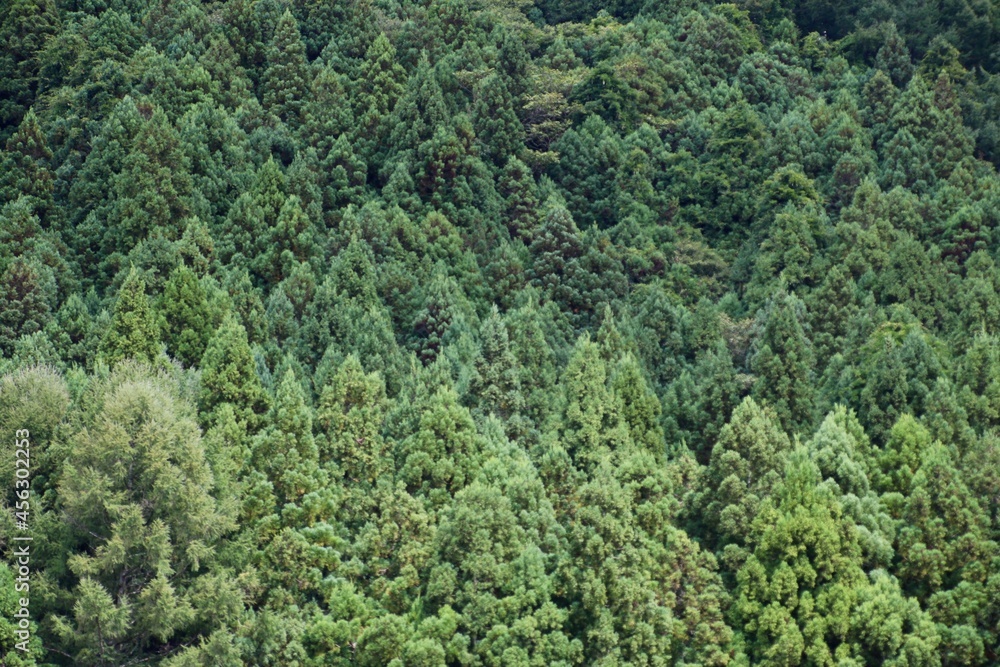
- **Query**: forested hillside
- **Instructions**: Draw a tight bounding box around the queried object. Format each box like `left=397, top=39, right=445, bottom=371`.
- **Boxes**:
left=1, top=0, right=1000, bottom=664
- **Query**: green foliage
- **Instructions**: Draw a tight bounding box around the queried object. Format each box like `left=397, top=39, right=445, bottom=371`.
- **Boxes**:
left=98, top=265, right=160, bottom=366
left=158, top=266, right=214, bottom=367
left=5, top=1, right=1000, bottom=664
left=261, top=10, right=310, bottom=128
left=692, top=396, right=792, bottom=550
left=50, top=362, right=241, bottom=665
left=198, top=312, right=270, bottom=430
left=750, top=291, right=815, bottom=434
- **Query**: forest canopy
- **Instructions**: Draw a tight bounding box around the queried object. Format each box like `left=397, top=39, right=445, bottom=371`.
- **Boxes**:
left=1, top=0, right=1000, bottom=664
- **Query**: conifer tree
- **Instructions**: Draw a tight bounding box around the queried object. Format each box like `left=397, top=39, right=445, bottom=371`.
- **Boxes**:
left=875, top=22, right=914, bottom=88
left=734, top=449, right=941, bottom=667
left=397, top=386, right=484, bottom=510
left=353, top=33, right=406, bottom=165
left=158, top=266, right=214, bottom=367
left=316, top=354, right=391, bottom=488
left=858, top=338, right=911, bottom=445
left=557, top=334, right=631, bottom=471
left=498, top=156, right=540, bottom=240
left=252, top=367, right=321, bottom=507
left=0, top=108, right=54, bottom=215
left=472, top=73, right=524, bottom=167
left=691, top=396, right=792, bottom=551
left=750, top=291, right=815, bottom=434
left=0, top=0, right=59, bottom=131
left=199, top=312, right=270, bottom=431
left=468, top=305, right=524, bottom=423
left=52, top=364, right=240, bottom=666
left=108, top=106, right=192, bottom=259
left=98, top=266, right=160, bottom=366
left=261, top=10, right=310, bottom=128
left=218, top=157, right=286, bottom=272
left=258, top=195, right=315, bottom=286
left=664, top=342, right=743, bottom=464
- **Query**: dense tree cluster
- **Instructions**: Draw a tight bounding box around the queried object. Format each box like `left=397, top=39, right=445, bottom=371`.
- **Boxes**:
left=2, top=0, right=1000, bottom=664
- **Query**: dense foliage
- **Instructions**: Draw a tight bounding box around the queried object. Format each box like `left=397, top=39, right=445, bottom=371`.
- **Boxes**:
left=2, top=0, right=1000, bottom=664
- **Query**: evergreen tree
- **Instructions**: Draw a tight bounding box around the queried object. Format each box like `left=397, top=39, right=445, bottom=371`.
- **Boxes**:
left=734, top=449, right=941, bottom=667
left=199, top=312, right=270, bottom=431
left=0, top=108, right=54, bottom=216
left=556, top=333, right=631, bottom=471
left=106, top=106, right=192, bottom=264
left=158, top=266, right=214, bottom=367
left=261, top=10, right=310, bottom=128
left=468, top=305, right=525, bottom=424
left=257, top=194, right=315, bottom=286
left=52, top=364, right=241, bottom=666
left=750, top=291, right=815, bottom=434
left=316, top=354, right=391, bottom=488
left=664, top=342, right=743, bottom=464
left=396, top=385, right=484, bottom=510
left=252, top=367, right=321, bottom=506
left=218, top=157, right=286, bottom=273
left=0, top=0, right=59, bottom=132
left=471, top=73, right=523, bottom=167
left=691, top=396, right=792, bottom=552
left=353, top=33, right=406, bottom=165
left=98, top=266, right=160, bottom=366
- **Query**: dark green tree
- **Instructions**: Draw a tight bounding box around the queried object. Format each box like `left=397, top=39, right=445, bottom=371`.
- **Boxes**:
left=199, top=312, right=270, bottom=431
left=471, top=73, right=523, bottom=167
left=261, top=10, right=310, bottom=128
left=690, top=396, right=792, bottom=552
left=750, top=291, right=816, bottom=434
left=158, top=266, right=214, bottom=367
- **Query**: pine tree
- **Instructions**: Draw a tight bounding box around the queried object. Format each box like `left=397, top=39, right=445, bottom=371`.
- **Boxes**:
left=750, top=291, right=815, bottom=434
left=98, top=266, right=160, bottom=366
left=316, top=354, right=392, bottom=488
left=498, top=156, right=540, bottom=240
left=0, top=0, right=59, bottom=132
left=107, top=106, right=192, bottom=260
left=257, top=195, right=315, bottom=286
left=353, top=33, right=406, bottom=165
left=472, top=73, right=523, bottom=167
left=468, top=305, right=525, bottom=424
left=261, top=10, right=310, bottom=128
left=0, top=108, right=54, bottom=216
left=252, top=367, right=321, bottom=506
left=691, top=396, right=792, bottom=551
left=396, top=385, right=484, bottom=510
left=158, top=265, right=214, bottom=367
left=199, top=312, right=270, bottom=431
left=557, top=333, right=631, bottom=471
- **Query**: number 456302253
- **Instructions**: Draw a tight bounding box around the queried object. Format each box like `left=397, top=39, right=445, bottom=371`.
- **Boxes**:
left=14, top=429, right=29, bottom=529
